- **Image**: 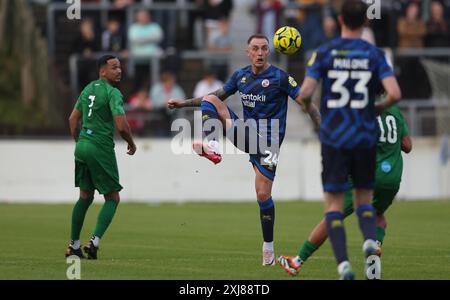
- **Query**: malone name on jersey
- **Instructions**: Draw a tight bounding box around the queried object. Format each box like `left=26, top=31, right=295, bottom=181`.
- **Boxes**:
left=333, top=58, right=369, bottom=70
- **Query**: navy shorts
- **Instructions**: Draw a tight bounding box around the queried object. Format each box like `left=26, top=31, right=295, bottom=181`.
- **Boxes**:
left=227, top=107, right=278, bottom=181
left=321, top=144, right=376, bottom=192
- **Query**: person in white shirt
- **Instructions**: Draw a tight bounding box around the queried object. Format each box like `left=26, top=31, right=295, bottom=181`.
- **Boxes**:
left=193, top=70, right=224, bottom=99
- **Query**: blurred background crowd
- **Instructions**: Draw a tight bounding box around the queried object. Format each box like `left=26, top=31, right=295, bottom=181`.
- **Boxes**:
left=1, top=0, right=449, bottom=138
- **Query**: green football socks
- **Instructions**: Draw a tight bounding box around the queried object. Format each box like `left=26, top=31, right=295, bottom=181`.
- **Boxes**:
left=93, top=199, right=119, bottom=239
left=376, top=226, right=386, bottom=245
left=71, top=196, right=94, bottom=241
left=298, top=240, right=319, bottom=262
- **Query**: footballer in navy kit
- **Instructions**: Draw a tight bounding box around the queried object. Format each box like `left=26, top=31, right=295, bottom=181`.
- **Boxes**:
left=289, top=0, right=402, bottom=279
left=168, top=34, right=320, bottom=266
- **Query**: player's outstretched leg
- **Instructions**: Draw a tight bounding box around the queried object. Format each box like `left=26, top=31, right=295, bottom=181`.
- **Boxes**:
left=66, top=191, right=94, bottom=258
left=278, top=219, right=325, bottom=276
left=354, top=189, right=380, bottom=279
left=254, top=168, right=276, bottom=266
left=193, top=96, right=232, bottom=164
left=324, top=192, right=354, bottom=279
left=375, top=214, right=387, bottom=257
left=192, top=140, right=222, bottom=164
left=325, top=211, right=354, bottom=280
left=357, top=203, right=378, bottom=257
left=278, top=256, right=302, bottom=276
left=259, top=197, right=275, bottom=266
left=84, top=193, right=120, bottom=259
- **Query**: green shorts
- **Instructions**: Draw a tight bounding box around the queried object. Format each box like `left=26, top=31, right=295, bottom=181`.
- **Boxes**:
left=74, top=141, right=122, bottom=195
left=343, top=185, right=400, bottom=217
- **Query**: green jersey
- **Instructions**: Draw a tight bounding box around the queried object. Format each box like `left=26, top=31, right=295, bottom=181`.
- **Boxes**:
left=375, top=105, right=409, bottom=189
left=75, top=79, right=125, bottom=148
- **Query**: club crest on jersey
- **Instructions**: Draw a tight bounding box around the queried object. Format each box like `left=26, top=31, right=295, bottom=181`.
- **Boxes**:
left=262, top=79, right=270, bottom=88
left=241, top=77, right=247, bottom=84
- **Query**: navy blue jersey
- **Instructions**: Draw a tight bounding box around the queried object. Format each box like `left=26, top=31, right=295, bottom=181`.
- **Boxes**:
left=223, top=65, right=300, bottom=143
left=306, top=38, right=394, bottom=149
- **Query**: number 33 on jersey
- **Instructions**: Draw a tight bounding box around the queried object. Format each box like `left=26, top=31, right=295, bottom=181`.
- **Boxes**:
left=306, top=38, right=395, bottom=149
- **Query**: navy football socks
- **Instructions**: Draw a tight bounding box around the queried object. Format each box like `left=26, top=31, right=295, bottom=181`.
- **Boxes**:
left=356, top=203, right=377, bottom=241
left=258, top=197, right=275, bottom=242
left=325, top=211, right=348, bottom=264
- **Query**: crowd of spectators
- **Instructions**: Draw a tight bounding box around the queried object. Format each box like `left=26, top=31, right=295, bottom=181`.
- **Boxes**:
left=29, top=0, right=450, bottom=136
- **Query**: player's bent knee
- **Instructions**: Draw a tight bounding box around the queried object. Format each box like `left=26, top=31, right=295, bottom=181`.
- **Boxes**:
left=256, top=191, right=272, bottom=202
left=80, top=190, right=95, bottom=199
left=105, top=191, right=120, bottom=203
left=202, top=95, right=230, bottom=123
left=202, top=94, right=221, bottom=104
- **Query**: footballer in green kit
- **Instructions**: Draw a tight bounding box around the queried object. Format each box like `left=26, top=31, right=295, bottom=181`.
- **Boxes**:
left=65, top=55, right=136, bottom=259
left=278, top=105, right=412, bottom=277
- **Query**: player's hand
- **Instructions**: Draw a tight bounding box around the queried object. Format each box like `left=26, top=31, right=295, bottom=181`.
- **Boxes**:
left=127, top=143, right=137, bottom=155
left=167, top=99, right=185, bottom=109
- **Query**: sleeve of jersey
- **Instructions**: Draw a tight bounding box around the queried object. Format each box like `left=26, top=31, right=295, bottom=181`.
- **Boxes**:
left=284, top=74, right=300, bottom=100
left=305, top=50, right=322, bottom=80
left=377, top=51, right=395, bottom=80
left=222, top=70, right=239, bottom=94
left=109, top=89, right=125, bottom=115
left=74, top=96, right=82, bottom=111
left=401, top=113, right=410, bottom=137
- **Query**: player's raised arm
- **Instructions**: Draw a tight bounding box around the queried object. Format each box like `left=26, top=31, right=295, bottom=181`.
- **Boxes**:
left=295, top=77, right=321, bottom=130
left=114, top=115, right=136, bottom=155
left=167, top=88, right=231, bottom=109
left=68, top=108, right=82, bottom=142
left=375, top=76, right=402, bottom=115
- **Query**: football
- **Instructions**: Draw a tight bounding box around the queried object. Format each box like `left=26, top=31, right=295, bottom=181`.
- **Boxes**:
left=273, top=26, right=302, bottom=55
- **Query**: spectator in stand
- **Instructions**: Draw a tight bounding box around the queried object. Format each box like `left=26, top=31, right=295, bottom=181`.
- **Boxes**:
left=322, top=15, right=338, bottom=42
left=425, top=0, right=450, bottom=47
left=193, top=69, right=223, bottom=99
left=102, top=18, right=127, bottom=56
left=127, top=88, right=151, bottom=135
left=295, top=0, right=327, bottom=53
left=145, top=0, right=178, bottom=50
left=150, top=71, right=186, bottom=136
left=397, top=2, right=431, bottom=99
left=200, top=0, right=234, bottom=48
left=129, top=9, right=164, bottom=58
left=255, top=0, right=283, bottom=52
left=72, top=18, right=100, bottom=59
left=150, top=71, right=186, bottom=110
left=72, top=18, right=101, bottom=89
left=111, top=0, right=135, bottom=9
left=128, top=88, right=152, bottom=111
left=397, top=2, right=426, bottom=48
left=128, top=9, right=164, bottom=90
left=207, top=17, right=232, bottom=82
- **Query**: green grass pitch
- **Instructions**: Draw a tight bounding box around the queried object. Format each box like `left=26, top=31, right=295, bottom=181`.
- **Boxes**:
left=0, top=200, right=449, bottom=279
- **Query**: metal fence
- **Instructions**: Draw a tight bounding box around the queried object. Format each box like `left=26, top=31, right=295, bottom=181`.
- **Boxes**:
left=52, top=1, right=450, bottom=138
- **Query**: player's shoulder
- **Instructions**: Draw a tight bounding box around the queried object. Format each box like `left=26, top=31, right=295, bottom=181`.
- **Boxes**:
left=367, top=43, right=387, bottom=59
left=385, top=104, right=402, bottom=117
left=102, top=81, right=123, bottom=98
left=233, top=65, right=252, bottom=77
left=78, top=80, right=96, bottom=97
left=315, top=37, right=344, bottom=55
left=270, top=65, right=291, bottom=83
